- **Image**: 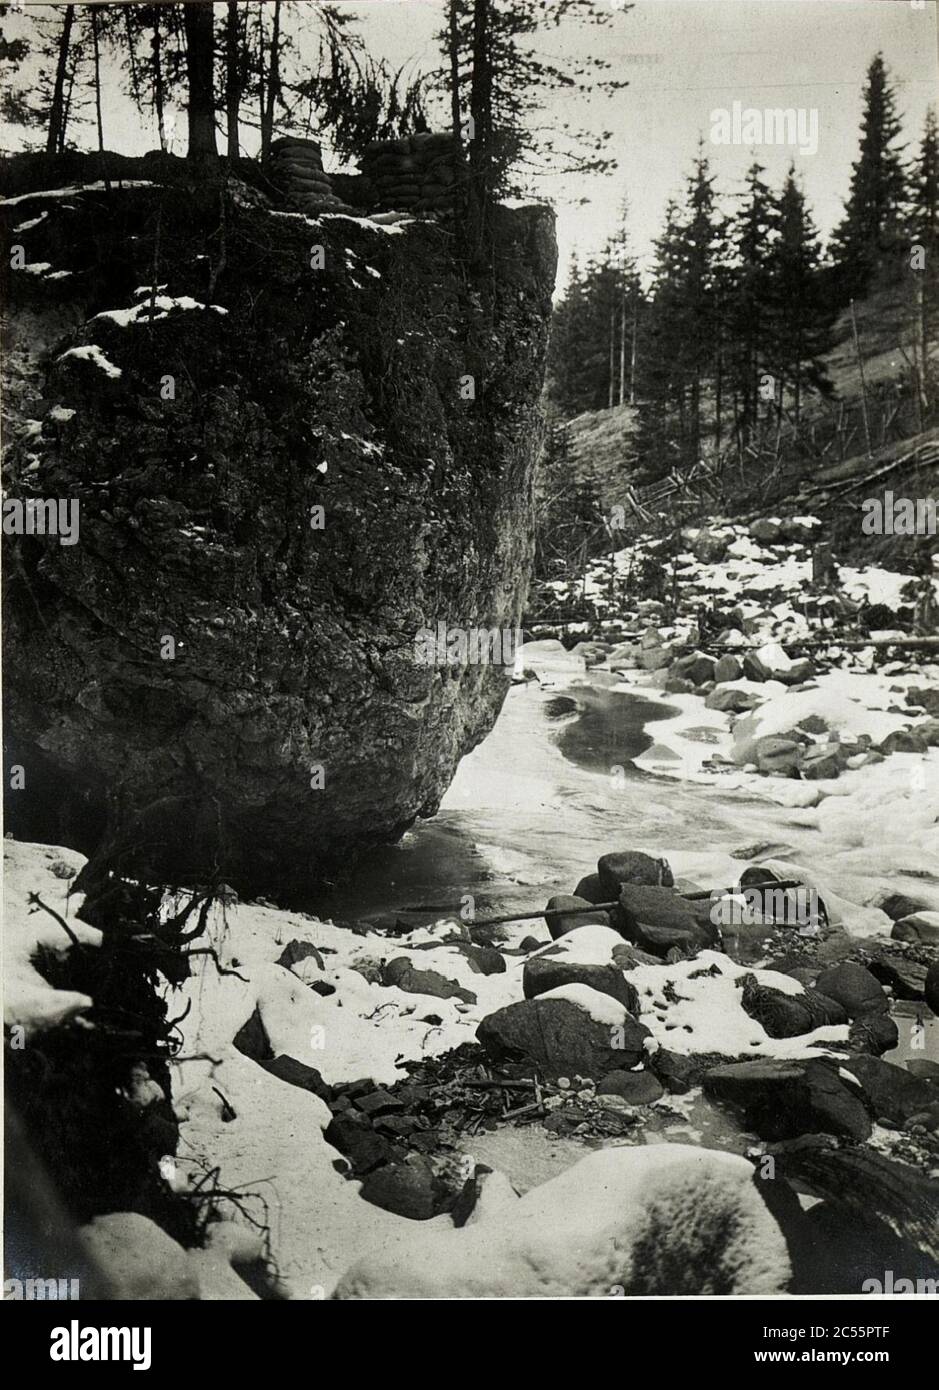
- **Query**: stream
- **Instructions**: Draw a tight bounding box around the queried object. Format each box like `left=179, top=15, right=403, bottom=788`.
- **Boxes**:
left=317, top=676, right=815, bottom=928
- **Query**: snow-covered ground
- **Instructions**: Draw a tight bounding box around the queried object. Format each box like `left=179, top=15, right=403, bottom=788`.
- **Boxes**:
left=4, top=516, right=937, bottom=1298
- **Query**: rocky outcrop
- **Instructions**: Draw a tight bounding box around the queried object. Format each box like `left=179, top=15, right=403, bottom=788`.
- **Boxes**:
left=1, top=158, right=556, bottom=896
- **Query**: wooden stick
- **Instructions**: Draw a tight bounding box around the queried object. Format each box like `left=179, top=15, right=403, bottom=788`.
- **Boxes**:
left=397, top=878, right=808, bottom=931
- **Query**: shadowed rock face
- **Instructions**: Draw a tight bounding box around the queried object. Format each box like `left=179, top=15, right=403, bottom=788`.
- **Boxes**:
left=2, top=163, right=557, bottom=898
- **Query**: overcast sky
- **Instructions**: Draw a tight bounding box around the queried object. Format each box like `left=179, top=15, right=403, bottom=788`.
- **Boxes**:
left=7, top=1, right=939, bottom=289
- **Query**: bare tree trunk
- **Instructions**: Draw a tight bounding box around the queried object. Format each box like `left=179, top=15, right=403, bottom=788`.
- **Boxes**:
left=608, top=304, right=616, bottom=410
left=619, top=281, right=627, bottom=406
left=152, top=18, right=166, bottom=150
left=90, top=5, right=108, bottom=190
left=183, top=0, right=219, bottom=166
left=60, top=59, right=76, bottom=153
left=714, top=339, right=722, bottom=453
left=468, top=0, right=493, bottom=257
left=260, top=0, right=281, bottom=160
left=257, top=1, right=266, bottom=149
left=46, top=6, right=73, bottom=156
left=226, top=0, right=241, bottom=158
left=449, top=0, right=462, bottom=148
left=124, top=9, right=143, bottom=115
left=850, top=298, right=872, bottom=456
left=629, top=290, right=638, bottom=406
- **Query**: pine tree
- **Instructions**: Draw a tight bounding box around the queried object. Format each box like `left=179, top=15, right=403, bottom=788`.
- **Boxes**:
left=631, top=199, right=688, bottom=481
left=726, top=161, right=776, bottom=445
left=546, top=217, right=642, bottom=418
left=765, top=165, right=835, bottom=425
left=0, top=3, right=90, bottom=151
left=907, top=106, right=939, bottom=414
left=290, top=5, right=429, bottom=161
left=831, top=52, right=908, bottom=291
left=630, top=150, right=727, bottom=478
left=547, top=257, right=590, bottom=414
left=910, top=106, right=939, bottom=248
left=673, top=147, right=726, bottom=463
left=182, top=0, right=218, bottom=165
left=437, top=0, right=631, bottom=210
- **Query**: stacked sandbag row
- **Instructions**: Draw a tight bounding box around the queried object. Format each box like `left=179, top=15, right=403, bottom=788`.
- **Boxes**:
left=360, top=132, right=459, bottom=215
left=268, top=136, right=348, bottom=214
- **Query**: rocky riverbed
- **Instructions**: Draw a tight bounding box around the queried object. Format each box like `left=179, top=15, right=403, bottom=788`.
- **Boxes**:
left=6, top=513, right=938, bottom=1299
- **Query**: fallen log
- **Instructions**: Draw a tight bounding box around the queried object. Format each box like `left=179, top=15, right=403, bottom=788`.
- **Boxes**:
left=395, top=878, right=806, bottom=931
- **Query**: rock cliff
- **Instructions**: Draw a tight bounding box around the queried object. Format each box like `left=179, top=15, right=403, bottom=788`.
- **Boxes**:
left=1, top=157, right=556, bottom=897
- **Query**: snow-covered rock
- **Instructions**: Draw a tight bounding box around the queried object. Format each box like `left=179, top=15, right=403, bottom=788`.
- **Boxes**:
left=333, top=1143, right=790, bottom=1298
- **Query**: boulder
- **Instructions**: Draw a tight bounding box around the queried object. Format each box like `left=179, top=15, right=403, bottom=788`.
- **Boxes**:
left=705, top=685, right=762, bottom=714
left=801, top=745, right=843, bottom=780
left=324, top=1116, right=397, bottom=1174
left=79, top=1213, right=200, bottom=1300
left=778, top=659, right=815, bottom=687
left=523, top=956, right=639, bottom=1013
left=926, top=961, right=939, bottom=1015
left=544, top=894, right=611, bottom=940
left=714, top=654, right=743, bottom=683
left=569, top=640, right=609, bottom=668
left=743, top=651, right=771, bottom=682
left=1, top=187, right=557, bottom=898
left=452, top=941, right=507, bottom=974
left=702, top=1059, right=872, bottom=1141
left=333, top=1144, right=791, bottom=1298
left=359, top=1154, right=447, bottom=1220
left=617, top=883, right=713, bottom=956
left=669, top=652, right=716, bottom=687
left=876, top=892, right=928, bottom=922
left=476, top=996, right=650, bottom=1078
left=848, top=1011, right=899, bottom=1056
left=607, top=642, right=641, bottom=671
left=841, top=1056, right=936, bottom=1126
left=276, top=939, right=325, bottom=973
left=740, top=974, right=846, bottom=1038
left=891, top=912, right=939, bottom=947
left=906, top=687, right=939, bottom=717
left=749, top=518, right=784, bottom=545
left=907, top=1059, right=939, bottom=1080
left=754, top=736, right=803, bottom=776
left=913, top=717, right=939, bottom=747
left=879, top=728, right=929, bottom=756
left=664, top=675, right=696, bottom=695
left=573, top=872, right=608, bottom=904
left=868, top=953, right=927, bottom=1000
left=354, top=1088, right=405, bottom=1119
left=649, top=1047, right=700, bottom=1094
left=597, top=850, right=673, bottom=896
left=232, top=1005, right=274, bottom=1062
left=259, top=1055, right=331, bottom=1100
left=639, top=630, right=675, bottom=671
left=611, top=941, right=662, bottom=971
left=813, top=963, right=888, bottom=1018
left=693, top=530, right=731, bottom=563
left=381, top=957, right=476, bottom=1003
left=596, top=1069, right=664, bottom=1105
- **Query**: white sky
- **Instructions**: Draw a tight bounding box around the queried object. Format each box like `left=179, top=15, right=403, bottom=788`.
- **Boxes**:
left=6, top=1, right=939, bottom=288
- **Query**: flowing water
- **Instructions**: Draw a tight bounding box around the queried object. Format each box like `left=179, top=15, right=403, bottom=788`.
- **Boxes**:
left=317, top=676, right=812, bottom=927
left=315, top=673, right=936, bottom=1175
